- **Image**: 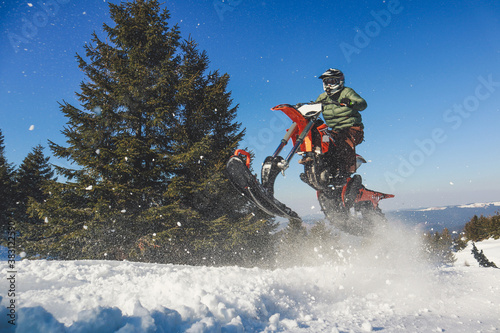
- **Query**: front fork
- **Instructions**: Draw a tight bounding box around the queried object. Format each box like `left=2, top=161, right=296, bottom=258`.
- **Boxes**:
left=261, top=114, right=324, bottom=195
left=260, top=121, right=297, bottom=195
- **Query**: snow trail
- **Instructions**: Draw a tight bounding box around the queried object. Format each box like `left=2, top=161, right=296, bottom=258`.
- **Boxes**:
left=1, top=220, right=499, bottom=332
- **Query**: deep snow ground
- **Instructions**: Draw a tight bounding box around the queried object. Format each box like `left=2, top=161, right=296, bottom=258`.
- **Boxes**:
left=1, top=222, right=500, bottom=333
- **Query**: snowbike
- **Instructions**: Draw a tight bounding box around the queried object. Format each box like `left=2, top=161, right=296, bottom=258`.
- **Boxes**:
left=226, top=102, right=394, bottom=235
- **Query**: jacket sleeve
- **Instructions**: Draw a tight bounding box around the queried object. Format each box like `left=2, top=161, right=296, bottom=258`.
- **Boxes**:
left=345, top=88, right=367, bottom=111
left=315, top=92, right=327, bottom=103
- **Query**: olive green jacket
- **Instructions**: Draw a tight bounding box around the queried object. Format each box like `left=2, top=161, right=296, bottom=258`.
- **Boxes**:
left=315, top=87, right=367, bottom=130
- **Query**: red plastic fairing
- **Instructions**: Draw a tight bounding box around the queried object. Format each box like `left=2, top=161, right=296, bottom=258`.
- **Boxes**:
left=271, top=104, right=312, bottom=152
left=341, top=177, right=394, bottom=209
left=355, top=188, right=395, bottom=209
left=233, top=149, right=251, bottom=168
left=316, top=123, right=330, bottom=154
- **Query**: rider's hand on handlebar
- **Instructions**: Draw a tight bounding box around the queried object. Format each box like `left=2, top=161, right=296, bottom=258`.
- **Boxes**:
left=340, top=98, right=352, bottom=107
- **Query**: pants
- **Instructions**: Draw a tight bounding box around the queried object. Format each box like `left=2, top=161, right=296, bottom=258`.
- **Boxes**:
left=329, top=126, right=364, bottom=175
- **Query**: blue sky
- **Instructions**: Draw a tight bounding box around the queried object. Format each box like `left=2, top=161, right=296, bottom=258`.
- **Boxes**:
left=1, top=0, right=499, bottom=214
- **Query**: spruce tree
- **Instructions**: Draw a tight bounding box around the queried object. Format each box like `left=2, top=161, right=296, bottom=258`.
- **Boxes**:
left=0, top=129, right=15, bottom=233
left=25, top=0, right=276, bottom=264
left=13, top=145, right=56, bottom=250
left=471, top=242, right=498, bottom=268
left=464, top=215, right=480, bottom=241
left=464, top=214, right=496, bottom=242
left=493, top=214, right=500, bottom=239
left=15, top=145, right=55, bottom=212
left=422, top=228, right=455, bottom=265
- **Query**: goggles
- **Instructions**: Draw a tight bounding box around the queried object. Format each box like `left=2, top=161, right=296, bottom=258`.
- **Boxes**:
left=323, top=77, right=341, bottom=85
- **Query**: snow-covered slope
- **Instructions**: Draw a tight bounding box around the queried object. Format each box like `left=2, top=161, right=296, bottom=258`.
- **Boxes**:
left=454, top=237, right=500, bottom=268
left=2, top=223, right=500, bottom=332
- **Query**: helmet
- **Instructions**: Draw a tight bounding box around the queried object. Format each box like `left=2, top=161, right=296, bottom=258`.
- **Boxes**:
left=319, top=68, right=344, bottom=95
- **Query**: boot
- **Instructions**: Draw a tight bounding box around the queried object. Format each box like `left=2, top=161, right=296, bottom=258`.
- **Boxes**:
left=342, top=174, right=363, bottom=207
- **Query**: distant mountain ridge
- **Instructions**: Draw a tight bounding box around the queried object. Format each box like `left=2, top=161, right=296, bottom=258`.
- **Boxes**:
left=386, top=201, right=500, bottom=232
left=294, top=201, right=500, bottom=233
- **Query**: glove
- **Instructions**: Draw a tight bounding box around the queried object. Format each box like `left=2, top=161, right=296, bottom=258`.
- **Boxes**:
left=339, top=98, right=352, bottom=107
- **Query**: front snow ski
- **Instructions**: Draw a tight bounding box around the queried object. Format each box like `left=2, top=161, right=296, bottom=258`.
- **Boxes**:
left=226, top=150, right=300, bottom=220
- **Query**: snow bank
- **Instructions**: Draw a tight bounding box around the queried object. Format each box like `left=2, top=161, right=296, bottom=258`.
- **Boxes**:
left=1, top=224, right=500, bottom=332
left=455, top=237, right=500, bottom=267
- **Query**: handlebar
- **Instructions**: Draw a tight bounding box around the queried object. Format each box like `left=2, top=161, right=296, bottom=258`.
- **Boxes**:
left=296, top=100, right=345, bottom=108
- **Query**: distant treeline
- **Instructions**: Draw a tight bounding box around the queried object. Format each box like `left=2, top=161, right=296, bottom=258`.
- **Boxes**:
left=463, top=214, right=500, bottom=242
left=423, top=213, right=500, bottom=266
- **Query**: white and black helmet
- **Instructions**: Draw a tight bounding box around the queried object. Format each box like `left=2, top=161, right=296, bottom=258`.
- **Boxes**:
left=319, top=68, right=344, bottom=95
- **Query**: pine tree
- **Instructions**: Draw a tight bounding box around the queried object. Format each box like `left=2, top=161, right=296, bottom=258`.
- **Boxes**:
left=464, top=214, right=498, bottom=242
left=493, top=214, right=500, bottom=239
left=13, top=145, right=56, bottom=251
left=464, top=215, right=481, bottom=242
left=422, top=228, right=455, bottom=265
left=14, top=145, right=55, bottom=215
left=0, top=129, right=15, bottom=234
left=437, top=228, right=455, bottom=264
left=25, top=0, right=276, bottom=264
left=471, top=242, right=498, bottom=268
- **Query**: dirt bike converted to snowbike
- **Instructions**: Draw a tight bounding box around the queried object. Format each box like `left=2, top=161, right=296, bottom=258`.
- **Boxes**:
left=226, top=102, right=394, bottom=235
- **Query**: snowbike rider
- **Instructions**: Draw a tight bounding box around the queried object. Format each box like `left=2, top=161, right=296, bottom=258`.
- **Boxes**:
left=226, top=68, right=394, bottom=226
left=314, top=68, right=367, bottom=187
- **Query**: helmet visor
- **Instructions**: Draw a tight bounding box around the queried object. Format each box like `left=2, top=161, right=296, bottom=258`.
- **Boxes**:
left=323, top=77, right=341, bottom=85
